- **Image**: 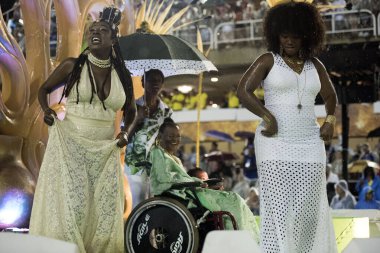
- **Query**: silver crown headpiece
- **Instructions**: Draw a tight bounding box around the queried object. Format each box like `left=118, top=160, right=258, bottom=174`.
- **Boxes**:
left=98, top=6, right=121, bottom=30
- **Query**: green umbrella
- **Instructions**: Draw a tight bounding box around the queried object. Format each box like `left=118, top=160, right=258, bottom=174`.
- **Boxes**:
left=118, top=32, right=217, bottom=77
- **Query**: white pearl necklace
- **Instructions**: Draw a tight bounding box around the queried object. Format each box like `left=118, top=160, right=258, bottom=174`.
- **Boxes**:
left=88, top=53, right=111, bottom=68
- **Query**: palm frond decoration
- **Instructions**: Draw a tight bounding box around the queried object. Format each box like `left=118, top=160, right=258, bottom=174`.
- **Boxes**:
left=195, top=26, right=212, bottom=167
left=134, top=0, right=193, bottom=34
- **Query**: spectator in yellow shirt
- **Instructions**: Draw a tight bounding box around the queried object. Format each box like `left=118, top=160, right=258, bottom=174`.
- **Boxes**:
left=226, top=90, right=240, bottom=108
left=254, top=86, right=264, bottom=102
left=171, top=89, right=185, bottom=111
left=197, top=91, right=208, bottom=109
left=160, top=90, right=172, bottom=108
left=185, top=90, right=198, bottom=110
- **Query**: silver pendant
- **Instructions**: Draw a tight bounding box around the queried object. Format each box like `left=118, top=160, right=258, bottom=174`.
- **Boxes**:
left=297, top=104, right=302, bottom=113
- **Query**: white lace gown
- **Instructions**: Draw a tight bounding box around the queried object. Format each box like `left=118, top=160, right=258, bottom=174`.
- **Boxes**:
left=29, top=64, right=126, bottom=253
left=255, top=53, right=337, bottom=253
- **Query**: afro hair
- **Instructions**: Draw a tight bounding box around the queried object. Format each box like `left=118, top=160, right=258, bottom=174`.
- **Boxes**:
left=263, top=2, right=325, bottom=59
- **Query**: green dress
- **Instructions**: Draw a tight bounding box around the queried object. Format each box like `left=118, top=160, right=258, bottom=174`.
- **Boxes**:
left=148, top=146, right=260, bottom=242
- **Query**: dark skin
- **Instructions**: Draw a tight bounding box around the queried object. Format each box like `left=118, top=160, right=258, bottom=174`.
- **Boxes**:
left=38, top=21, right=136, bottom=148
left=158, top=125, right=182, bottom=156
left=159, top=125, right=208, bottom=188
left=237, top=33, right=337, bottom=142
left=128, top=71, right=164, bottom=137
left=143, top=72, right=165, bottom=116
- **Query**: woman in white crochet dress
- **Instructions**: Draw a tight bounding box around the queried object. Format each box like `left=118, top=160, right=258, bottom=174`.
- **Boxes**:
left=237, top=2, right=338, bottom=253
left=29, top=7, right=136, bottom=253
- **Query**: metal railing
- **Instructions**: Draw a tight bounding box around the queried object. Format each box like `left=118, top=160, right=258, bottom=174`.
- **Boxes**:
left=214, top=19, right=264, bottom=49
left=322, top=9, right=376, bottom=36
left=173, top=25, right=213, bottom=48
left=173, top=9, right=378, bottom=49
left=378, top=11, right=380, bottom=36
left=3, top=7, right=378, bottom=51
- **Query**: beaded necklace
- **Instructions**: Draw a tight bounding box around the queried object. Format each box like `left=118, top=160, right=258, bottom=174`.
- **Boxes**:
left=88, top=52, right=111, bottom=68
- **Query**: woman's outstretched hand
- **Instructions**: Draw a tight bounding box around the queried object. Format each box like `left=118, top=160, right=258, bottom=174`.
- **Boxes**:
left=320, top=122, right=334, bottom=142
left=43, top=108, right=57, bottom=126
left=261, top=114, right=278, bottom=137
left=116, top=131, right=128, bottom=148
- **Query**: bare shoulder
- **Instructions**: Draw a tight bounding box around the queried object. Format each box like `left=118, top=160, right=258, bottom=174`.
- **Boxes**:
left=311, top=57, right=327, bottom=72
left=248, top=52, right=274, bottom=73
left=42, top=57, right=79, bottom=89
left=57, top=57, right=77, bottom=74
left=256, top=52, right=274, bottom=67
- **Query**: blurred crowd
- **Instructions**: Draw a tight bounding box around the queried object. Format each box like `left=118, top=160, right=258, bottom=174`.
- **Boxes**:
left=158, top=86, right=264, bottom=111
left=4, top=0, right=380, bottom=58
left=163, top=0, right=380, bottom=27
left=325, top=141, right=380, bottom=209
left=171, top=138, right=380, bottom=215
left=141, top=0, right=380, bottom=28
left=4, top=1, right=57, bottom=56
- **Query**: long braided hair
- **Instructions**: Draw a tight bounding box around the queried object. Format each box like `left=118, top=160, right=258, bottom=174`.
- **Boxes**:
left=59, top=7, right=134, bottom=112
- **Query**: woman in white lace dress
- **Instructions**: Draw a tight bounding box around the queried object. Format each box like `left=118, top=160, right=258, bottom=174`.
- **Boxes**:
left=29, top=7, right=136, bottom=253
left=237, top=2, right=338, bottom=253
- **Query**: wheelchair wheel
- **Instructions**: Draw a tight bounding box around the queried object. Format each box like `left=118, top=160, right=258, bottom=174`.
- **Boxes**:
left=125, top=197, right=199, bottom=253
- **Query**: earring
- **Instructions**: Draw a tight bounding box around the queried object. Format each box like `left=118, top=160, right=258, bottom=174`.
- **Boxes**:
left=155, top=138, right=160, bottom=146
left=280, top=45, right=284, bottom=56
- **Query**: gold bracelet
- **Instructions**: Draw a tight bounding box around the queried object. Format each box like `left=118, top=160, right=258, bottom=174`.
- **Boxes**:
left=120, top=131, right=128, bottom=142
left=325, top=115, right=336, bottom=125
left=262, top=114, right=271, bottom=124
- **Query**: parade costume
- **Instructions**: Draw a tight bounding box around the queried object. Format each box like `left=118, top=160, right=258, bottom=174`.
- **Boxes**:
left=30, top=64, right=126, bottom=253
left=255, top=53, right=337, bottom=253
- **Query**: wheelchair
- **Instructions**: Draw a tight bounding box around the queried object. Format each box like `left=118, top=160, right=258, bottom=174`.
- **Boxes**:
left=125, top=176, right=238, bottom=253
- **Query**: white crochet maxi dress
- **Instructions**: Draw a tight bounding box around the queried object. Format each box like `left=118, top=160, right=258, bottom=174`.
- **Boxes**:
left=255, top=53, right=337, bottom=253
left=29, top=65, right=126, bottom=253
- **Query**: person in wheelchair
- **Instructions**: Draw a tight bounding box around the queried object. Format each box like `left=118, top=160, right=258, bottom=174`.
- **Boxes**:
left=148, top=118, right=260, bottom=241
